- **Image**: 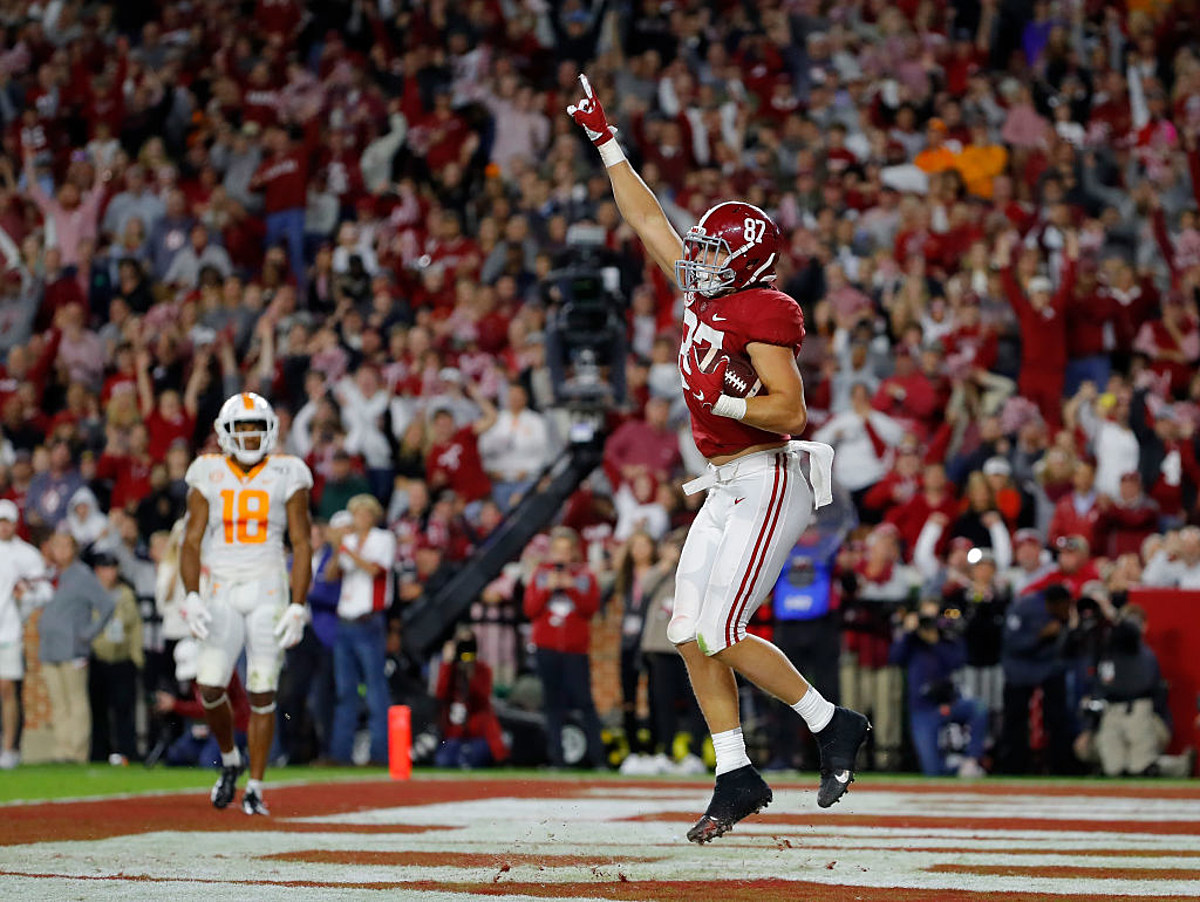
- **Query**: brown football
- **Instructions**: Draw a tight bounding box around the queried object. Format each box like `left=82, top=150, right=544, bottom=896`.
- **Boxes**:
left=723, top=354, right=764, bottom=398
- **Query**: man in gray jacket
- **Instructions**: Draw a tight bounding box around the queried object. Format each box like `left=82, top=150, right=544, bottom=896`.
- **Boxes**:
left=39, top=532, right=115, bottom=763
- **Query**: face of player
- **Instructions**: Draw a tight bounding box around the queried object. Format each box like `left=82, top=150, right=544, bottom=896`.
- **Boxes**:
left=0, top=519, right=14, bottom=541
left=234, top=420, right=264, bottom=452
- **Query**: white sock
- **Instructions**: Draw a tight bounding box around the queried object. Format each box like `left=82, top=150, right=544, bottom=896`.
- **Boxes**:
left=220, top=747, right=241, bottom=768
left=246, top=778, right=263, bottom=797
left=711, top=727, right=751, bottom=776
left=792, top=686, right=835, bottom=733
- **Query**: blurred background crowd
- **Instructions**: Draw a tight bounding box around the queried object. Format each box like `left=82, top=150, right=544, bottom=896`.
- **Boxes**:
left=1, top=0, right=1200, bottom=778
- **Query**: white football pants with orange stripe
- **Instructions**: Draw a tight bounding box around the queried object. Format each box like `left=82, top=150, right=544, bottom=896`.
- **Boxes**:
left=669, top=445, right=817, bottom=655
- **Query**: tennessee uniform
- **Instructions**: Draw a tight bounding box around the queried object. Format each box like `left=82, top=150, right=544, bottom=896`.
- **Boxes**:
left=569, top=73, right=869, bottom=844
left=184, top=449, right=312, bottom=692
left=180, top=391, right=313, bottom=816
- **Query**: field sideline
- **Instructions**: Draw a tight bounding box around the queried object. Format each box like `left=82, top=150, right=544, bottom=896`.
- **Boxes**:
left=1, top=768, right=1198, bottom=900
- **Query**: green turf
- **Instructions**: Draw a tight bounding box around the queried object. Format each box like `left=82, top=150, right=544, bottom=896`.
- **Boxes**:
left=3, top=762, right=1193, bottom=805
left=0, top=763, right=386, bottom=803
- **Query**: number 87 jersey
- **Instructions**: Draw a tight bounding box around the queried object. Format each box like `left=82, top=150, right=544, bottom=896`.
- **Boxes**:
left=184, top=452, right=314, bottom=579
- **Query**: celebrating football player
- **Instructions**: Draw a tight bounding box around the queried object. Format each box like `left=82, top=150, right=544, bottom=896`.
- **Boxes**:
left=569, top=75, right=870, bottom=842
left=180, top=392, right=314, bottom=815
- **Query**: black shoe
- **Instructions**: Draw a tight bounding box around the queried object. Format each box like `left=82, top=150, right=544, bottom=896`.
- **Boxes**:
left=815, top=707, right=870, bottom=808
left=210, top=762, right=244, bottom=810
left=686, top=764, right=773, bottom=844
left=242, top=787, right=269, bottom=816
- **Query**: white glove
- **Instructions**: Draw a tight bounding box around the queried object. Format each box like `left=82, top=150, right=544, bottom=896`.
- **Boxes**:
left=274, top=604, right=310, bottom=649
left=180, top=591, right=212, bottom=641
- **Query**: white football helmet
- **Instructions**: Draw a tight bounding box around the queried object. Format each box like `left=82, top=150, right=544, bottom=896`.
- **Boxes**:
left=216, top=392, right=278, bottom=466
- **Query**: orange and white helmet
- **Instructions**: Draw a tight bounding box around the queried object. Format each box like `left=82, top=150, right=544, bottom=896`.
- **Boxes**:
left=216, top=392, right=278, bottom=466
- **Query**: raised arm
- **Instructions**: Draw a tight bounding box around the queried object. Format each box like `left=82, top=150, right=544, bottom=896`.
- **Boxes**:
left=567, top=74, right=684, bottom=281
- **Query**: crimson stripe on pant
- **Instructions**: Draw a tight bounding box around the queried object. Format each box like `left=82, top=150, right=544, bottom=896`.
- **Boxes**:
left=724, top=454, right=785, bottom=648
left=728, top=456, right=789, bottom=645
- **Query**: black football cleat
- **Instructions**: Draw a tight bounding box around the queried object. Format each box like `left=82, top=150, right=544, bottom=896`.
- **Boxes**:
left=242, top=787, right=270, bottom=816
left=815, top=707, right=870, bottom=808
left=686, top=764, right=773, bottom=844
left=210, top=762, right=244, bottom=810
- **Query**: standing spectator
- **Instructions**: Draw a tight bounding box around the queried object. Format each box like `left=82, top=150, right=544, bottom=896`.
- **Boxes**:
left=1142, top=526, right=1200, bottom=589
left=998, top=230, right=1078, bottom=429
left=102, top=165, right=165, bottom=240
left=1048, top=461, right=1102, bottom=550
left=890, top=600, right=989, bottom=777
left=945, top=548, right=1012, bottom=720
left=250, top=125, right=309, bottom=285
left=316, top=450, right=371, bottom=522
left=1004, top=529, right=1055, bottom=595
left=997, top=584, right=1076, bottom=774
left=334, top=365, right=394, bottom=502
left=25, top=439, right=85, bottom=530
left=1095, top=472, right=1159, bottom=559
left=838, top=524, right=914, bottom=770
left=88, top=551, right=143, bottom=764
left=276, top=514, right=342, bottom=765
left=814, top=383, right=907, bottom=517
left=1022, top=534, right=1103, bottom=598
left=523, top=526, right=606, bottom=769
left=329, top=495, right=396, bottom=766
left=38, top=532, right=115, bottom=763
left=478, top=384, right=551, bottom=512
left=602, top=397, right=682, bottom=485
left=23, top=149, right=107, bottom=268
left=162, top=223, right=233, bottom=288
left=611, top=531, right=661, bottom=756
left=425, top=392, right=497, bottom=506
left=0, top=499, right=50, bottom=769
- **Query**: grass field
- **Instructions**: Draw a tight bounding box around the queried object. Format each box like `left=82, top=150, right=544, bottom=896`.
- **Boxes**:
left=3, top=766, right=1199, bottom=900
left=5, top=761, right=1193, bottom=804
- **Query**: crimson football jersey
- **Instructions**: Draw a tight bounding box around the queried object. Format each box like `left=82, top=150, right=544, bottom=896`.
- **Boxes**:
left=678, top=286, right=806, bottom=458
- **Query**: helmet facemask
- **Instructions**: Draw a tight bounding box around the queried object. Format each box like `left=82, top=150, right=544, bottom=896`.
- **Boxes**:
left=676, top=229, right=736, bottom=297
left=220, top=419, right=275, bottom=466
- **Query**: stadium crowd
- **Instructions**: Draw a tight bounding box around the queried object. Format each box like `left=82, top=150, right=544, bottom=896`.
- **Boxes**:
left=1, top=0, right=1199, bottom=777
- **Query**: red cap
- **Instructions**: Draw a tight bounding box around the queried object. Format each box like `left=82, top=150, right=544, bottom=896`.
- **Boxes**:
left=1014, top=528, right=1042, bottom=546
left=949, top=536, right=973, bottom=552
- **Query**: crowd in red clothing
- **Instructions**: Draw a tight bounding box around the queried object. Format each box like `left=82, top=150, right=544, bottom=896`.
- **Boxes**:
left=0, top=1, right=1199, bottom=774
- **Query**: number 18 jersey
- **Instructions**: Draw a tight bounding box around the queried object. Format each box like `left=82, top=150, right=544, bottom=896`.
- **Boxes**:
left=184, top=453, right=314, bottom=580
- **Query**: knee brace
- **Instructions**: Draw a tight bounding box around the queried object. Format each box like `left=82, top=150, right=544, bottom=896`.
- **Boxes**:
left=200, top=692, right=229, bottom=710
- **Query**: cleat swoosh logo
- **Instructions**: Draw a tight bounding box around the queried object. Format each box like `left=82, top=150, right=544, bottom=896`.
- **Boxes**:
left=834, top=771, right=851, bottom=784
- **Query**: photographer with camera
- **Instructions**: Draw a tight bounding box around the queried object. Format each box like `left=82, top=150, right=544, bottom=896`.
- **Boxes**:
left=433, top=626, right=508, bottom=768
left=523, top=526, right=606, bottom=769
left=1089, top=605, right=1178, bottom=776
left=890, top=599, right=989, bottom=777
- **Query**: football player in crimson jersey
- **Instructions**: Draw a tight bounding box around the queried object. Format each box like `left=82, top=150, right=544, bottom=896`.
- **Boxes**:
left=569, top=75, right=870, bottom=842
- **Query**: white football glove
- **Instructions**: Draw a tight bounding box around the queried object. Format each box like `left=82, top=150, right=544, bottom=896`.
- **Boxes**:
left=180, top=591, right=212, bottom=641
left=274, top=604, right=310, bottom=650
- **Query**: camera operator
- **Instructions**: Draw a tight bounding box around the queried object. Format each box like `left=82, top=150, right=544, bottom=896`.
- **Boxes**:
left=890, top=599, right=989, bottom=777
left=434, top=626, right=508, bottom=768
left=1090, top=605, right=1174, bottom=776
left=523, top=526, right=606, bottom=768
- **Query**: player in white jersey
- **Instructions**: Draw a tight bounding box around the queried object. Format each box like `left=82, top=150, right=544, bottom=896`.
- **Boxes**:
left=180, top=392, right=313, bottom=815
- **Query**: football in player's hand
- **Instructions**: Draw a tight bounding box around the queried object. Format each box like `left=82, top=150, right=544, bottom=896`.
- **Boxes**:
left=723, top=354, right=764, bottom=398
